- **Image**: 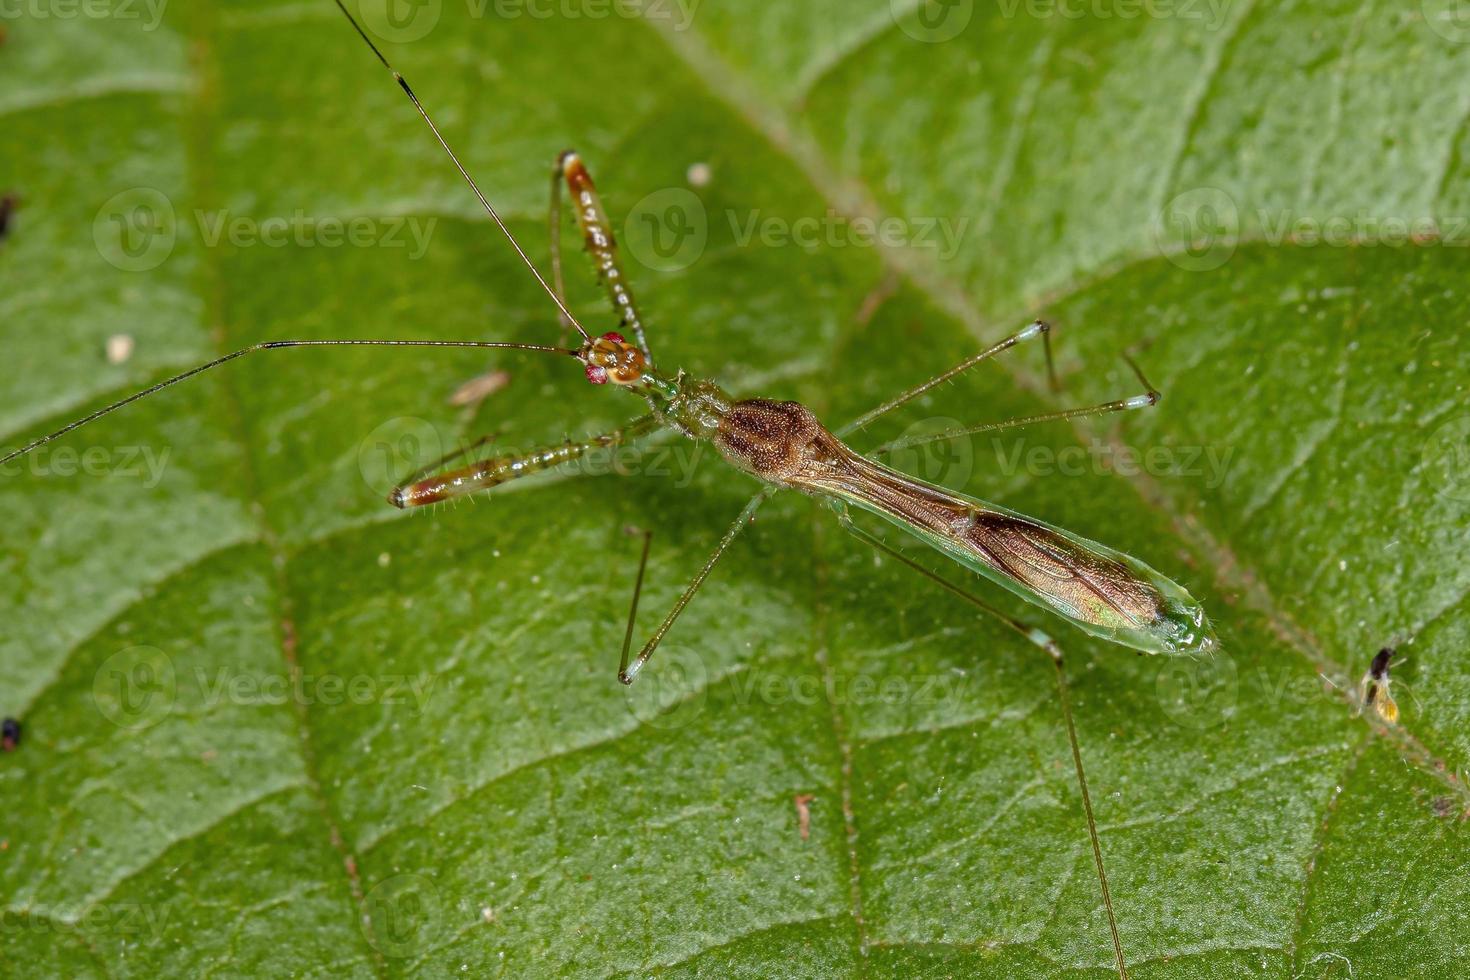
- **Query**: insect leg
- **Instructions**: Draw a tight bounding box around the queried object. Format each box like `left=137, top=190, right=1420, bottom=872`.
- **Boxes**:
left=870, top=353, right=1160, bottom=457
left=399, top=431, right=501, bottom=486
left=832, top=511, right=1130, bottom=980
left=548, top=155, right=576, bottom=347
left=390, top=413, right=664, bottom=508
left=838, top=320, right=1054, bottom=436
left=619, top=526, right=655, bottom=676
left=618, top=490, right=772, bottom=685
left=557, top=150, right=654, bottom=362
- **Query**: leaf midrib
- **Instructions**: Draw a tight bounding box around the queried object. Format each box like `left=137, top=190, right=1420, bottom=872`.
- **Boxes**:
left=182, top=4, right=385, bottom=976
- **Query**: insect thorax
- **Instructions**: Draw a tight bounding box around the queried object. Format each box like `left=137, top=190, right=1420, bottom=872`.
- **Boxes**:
left=712, top=398, right=850, bottom=487
left=648, top=373, right=733, bottom=441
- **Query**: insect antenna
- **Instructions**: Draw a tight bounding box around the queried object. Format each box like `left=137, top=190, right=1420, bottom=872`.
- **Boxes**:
left=5, top=3, right=619, bottom=471
left=0, top=339, right=580, bottom=469
left=330, top=0, right=591, bottom=342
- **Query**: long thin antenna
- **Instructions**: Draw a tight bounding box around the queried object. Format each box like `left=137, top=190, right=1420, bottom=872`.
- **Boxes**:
left=331, top=0, right=590, bottom=342
left=0, top=339, right=578, bottom=468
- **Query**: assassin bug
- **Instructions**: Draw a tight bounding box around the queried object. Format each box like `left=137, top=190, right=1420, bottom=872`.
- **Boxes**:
left=0, top=3, right=1221, bottom=974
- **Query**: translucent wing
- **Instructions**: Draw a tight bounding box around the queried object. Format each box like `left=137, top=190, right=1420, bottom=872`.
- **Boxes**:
left=805, top=447, right=1216, bottom=655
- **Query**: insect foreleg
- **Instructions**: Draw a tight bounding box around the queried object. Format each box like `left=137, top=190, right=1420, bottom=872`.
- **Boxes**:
left=389, top=413, right=664, bottom=508
left=548, top=154, right=576, bottom=348
left=557, top=149, right=654, bottom=362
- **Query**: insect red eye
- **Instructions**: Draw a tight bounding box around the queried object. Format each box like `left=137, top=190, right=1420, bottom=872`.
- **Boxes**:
left=601, top=331, right=625, bottom=343
left=585, top=363, right=609, bottom=385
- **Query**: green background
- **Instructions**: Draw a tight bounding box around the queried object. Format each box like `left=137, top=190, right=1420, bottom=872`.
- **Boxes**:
left=3, top=0, right=1469, bottom=976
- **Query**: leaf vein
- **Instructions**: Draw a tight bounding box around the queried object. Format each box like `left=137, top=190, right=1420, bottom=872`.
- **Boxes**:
left=1151, top=0, right=1259, bottom=220
left=1284, top=731, right=1372, bottom=977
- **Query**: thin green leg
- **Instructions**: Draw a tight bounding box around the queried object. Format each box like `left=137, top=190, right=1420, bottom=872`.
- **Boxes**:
left=831, top=509, right=1130, bottom=980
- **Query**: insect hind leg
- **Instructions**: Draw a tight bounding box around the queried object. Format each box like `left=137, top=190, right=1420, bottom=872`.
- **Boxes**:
left=832, top=511, right=1131, bottom=979
left=838, top=320, right=1054, bottom=437
left=867, top=352, right=1161, bottom=459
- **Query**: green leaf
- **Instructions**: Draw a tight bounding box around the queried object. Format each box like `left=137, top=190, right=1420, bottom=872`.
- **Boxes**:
left=4, top=1, right=1469, bottom=976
